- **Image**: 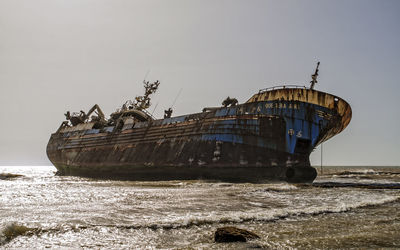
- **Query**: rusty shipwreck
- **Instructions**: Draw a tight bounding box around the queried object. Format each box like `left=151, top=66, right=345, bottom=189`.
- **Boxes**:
left=46, top=63, right=352, bottom=183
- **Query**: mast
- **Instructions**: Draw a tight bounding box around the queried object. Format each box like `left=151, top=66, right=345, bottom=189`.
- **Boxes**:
left=134, top=80, right=160, bottom=111
left=310, top=61, right=320, bottom=90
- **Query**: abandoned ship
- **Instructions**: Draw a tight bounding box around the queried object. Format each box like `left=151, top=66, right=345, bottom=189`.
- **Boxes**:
left=46, top=63, right=352, bottom=183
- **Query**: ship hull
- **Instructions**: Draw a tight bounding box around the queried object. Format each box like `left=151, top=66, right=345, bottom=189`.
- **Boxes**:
left=48, top=137, right=317, bottom=183
left=47, top=87, right=351, bottom=183
left=52, top=164, right=316, bottom=183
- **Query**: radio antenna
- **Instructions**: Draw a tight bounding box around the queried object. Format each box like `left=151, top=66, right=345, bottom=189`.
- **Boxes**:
left=310, top=62, right=320, bottom=90
left=171, top=88, right=183, bottom=108
left=163, top=88, right=183, bottom=119
left=151, top=102, right=159, bottom=117
left=143, top=70, right=150, bottom=81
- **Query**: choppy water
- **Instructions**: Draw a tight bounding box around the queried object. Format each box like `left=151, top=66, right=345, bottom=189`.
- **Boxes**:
left=1, top=166, right=399, bottom=249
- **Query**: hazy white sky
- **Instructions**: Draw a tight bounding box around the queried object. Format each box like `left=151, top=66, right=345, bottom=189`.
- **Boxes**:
left=0, top=0, right=399, bottom=166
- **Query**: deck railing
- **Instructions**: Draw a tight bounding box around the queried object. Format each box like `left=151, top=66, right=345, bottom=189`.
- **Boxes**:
left=258, top=85, right=308, bottom=93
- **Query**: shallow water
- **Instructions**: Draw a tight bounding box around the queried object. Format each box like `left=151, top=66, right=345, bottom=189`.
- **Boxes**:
left=1, top=166, right=399, bottom=249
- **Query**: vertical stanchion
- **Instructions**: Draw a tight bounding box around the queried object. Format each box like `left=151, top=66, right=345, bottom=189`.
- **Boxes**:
left=320, top=143, right=323, bottom=175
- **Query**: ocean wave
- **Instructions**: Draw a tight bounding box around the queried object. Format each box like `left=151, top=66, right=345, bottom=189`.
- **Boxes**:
left=259, top=183, right=298, bottom=192
left=338, top=169, right=377, bottom=175
left=4, top=195, right=397, bottom=241
left=81, top=195, right=400, bottom=231
left=332, top=169, right=400, bottom=177
left=179, top=195, right=400, bottom=228
left=310, top=182, right=400, bottom=189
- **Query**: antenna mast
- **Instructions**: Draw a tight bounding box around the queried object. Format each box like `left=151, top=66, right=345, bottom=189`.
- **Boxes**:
left=164, top=88, right=182, bottom=119
left=134, top=80, right=160, bottom=111
left=171, top=88, right=183, bottom=108
left=310, top=61, right=320, bottom=90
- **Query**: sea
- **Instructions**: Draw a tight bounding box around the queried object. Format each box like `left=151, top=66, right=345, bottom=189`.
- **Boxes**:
left=1, top=165, right=399, bottom=249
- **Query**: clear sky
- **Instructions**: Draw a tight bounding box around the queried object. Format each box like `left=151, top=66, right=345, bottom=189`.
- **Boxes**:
left=0, top=0, right=399, bottom=166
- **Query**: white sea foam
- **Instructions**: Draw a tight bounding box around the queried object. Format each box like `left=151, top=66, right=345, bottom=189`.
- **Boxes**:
left=143, top=194, right=400, bottom=229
